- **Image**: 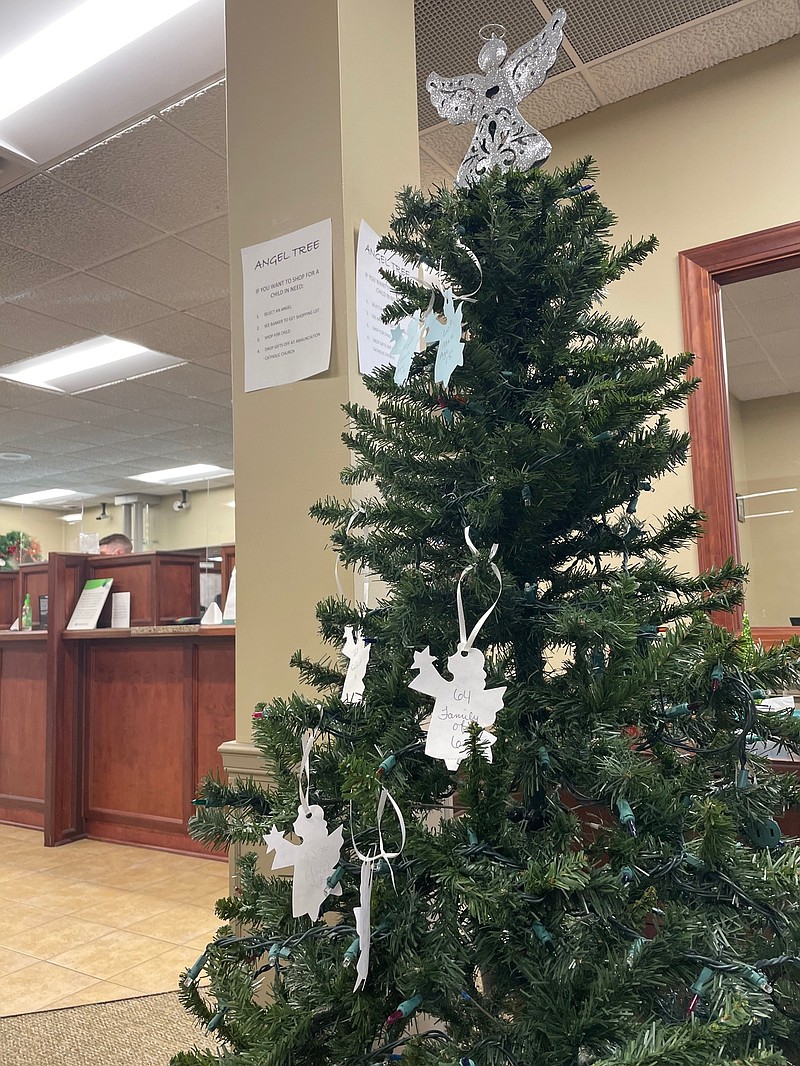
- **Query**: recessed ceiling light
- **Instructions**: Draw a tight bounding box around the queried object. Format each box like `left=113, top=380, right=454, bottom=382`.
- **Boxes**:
left=2, top=488, right=79, bottom=505
left=0, top=451, right=31, bottom=462
left=0, top=336, right=183, bottom=394
left=130, top=464, right=233, bottom=486
left=0, top=0, right=204, bottom=124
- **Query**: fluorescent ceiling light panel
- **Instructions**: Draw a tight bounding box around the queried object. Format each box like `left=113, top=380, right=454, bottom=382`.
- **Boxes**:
left=2, top=488, right=79, bottom=505
left=61, top=512, right=85, bottom=523
left=0, top=0, right=203, bottom=123
left=0, top=336, right=184, bottom=394
left=130, top=464, right=233, bottom=486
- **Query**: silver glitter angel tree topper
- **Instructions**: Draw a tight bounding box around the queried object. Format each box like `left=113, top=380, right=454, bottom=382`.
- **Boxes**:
left=426, top=9, right=566, bottom=188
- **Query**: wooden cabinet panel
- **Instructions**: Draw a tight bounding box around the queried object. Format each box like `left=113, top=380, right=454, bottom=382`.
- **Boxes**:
left=0, top=574, right=19, bottom=629
left=194, top=642, right=235, bottom=786
left=86, top=643, right=187, bottom=824
left=0, top=640, right=46, bottom=826
left=89, top=553, right=199, bottom=624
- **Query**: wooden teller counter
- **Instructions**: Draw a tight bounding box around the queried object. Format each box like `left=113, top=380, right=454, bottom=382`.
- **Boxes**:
left=0, top=548, right=235, bottom=857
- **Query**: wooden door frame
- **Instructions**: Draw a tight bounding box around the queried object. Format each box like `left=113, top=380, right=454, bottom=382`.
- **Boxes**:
left=679, top=219, right=800, bottom=642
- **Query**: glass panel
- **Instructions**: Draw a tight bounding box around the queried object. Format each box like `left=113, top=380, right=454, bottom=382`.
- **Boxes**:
left=722, top=266, right=800, bottom=628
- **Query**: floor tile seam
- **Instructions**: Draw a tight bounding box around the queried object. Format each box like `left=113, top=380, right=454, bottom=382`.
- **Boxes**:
left=50, top=929, right=187, bottom=961
left=0, top=927, right=119, bottom=959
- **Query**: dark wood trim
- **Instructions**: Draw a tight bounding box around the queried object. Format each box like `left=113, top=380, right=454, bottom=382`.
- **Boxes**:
left=44, top=553, right=88, bottom=846
left=679, top=221, right=800, bottom=628
left=751, top=627, right=800, bottom=650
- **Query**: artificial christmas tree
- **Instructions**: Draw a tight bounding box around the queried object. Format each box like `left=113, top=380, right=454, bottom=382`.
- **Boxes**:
left=174, top=36, right=800, bottom=1066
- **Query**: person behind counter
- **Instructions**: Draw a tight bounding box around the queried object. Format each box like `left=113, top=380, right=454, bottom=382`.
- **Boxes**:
left=98, top=533, right=133, bottom=556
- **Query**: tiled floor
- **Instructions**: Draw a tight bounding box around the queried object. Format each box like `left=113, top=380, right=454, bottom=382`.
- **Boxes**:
left=0, top=823, right=228, bottom=1016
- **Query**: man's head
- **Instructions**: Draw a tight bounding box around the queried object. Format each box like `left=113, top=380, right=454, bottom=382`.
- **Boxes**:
left=98, top=533, right=133, bottom=556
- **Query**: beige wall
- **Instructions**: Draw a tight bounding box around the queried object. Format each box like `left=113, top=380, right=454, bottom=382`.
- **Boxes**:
left=0, top=504, right=66, bottom=558
left=226, top=0, right=420, bottom=737
left=547, top=35, right=800, bottom=576
left=730, top=392, right=800, bottom=625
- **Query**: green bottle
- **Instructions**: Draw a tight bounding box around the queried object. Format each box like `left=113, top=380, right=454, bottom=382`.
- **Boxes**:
left=21, top=593, right=32, bottom=631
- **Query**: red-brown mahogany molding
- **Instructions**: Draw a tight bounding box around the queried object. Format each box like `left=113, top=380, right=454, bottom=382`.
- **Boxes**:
left=679, top=220, right=800, bottom=638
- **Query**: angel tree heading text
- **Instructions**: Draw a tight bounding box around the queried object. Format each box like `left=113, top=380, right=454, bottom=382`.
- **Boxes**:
left=253, top=238, right=321, bottom=269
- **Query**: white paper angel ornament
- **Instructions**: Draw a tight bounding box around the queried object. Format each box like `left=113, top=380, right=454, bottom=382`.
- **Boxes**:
left=341, top=624, right=371, bottom=704
left=411, top=645, right=505, bottom=770
left=409, top=528, right=506, bottom=770
left=264, top=804, right=344, bottom=921
left=426, top=10, right=566, bottom=189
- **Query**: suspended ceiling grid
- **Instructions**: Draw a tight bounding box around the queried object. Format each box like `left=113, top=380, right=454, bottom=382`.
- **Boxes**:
left=0, top=0, right=797, bottom=506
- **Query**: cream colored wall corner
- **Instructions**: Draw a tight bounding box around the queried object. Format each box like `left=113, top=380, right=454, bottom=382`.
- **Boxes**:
left=225, top=0, right=419, bottom=747
left=546, top=35, right=800, bottom=577
left=0, top=504, right=69, bottom=557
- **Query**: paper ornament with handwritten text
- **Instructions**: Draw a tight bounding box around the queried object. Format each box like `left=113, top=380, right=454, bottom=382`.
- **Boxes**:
left=410, top=645, right=505, bottom=770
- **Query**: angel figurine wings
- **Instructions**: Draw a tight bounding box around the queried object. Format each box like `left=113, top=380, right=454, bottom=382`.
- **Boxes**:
left=426, top=9, right=566, bottom=188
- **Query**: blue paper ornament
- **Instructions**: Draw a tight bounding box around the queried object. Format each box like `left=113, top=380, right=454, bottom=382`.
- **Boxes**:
left=390, top=309, right=422, bottom=386
left=425, top=288, right=465, bottom=387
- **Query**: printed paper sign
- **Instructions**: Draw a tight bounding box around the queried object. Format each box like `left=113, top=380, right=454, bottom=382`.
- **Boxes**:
left=241, top=219, right=332, bottom=391
left=356, top=219, right=419, bottom=376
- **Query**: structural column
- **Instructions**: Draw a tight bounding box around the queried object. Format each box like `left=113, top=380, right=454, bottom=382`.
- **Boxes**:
left=223, top=0, right=420, bottom=770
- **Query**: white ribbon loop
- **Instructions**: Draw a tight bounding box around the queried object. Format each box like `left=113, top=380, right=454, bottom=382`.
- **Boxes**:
left=335, top=508, right=366, bottom=601
left=349, top=786, right=406, bottom=870
left=456, top=525, right=502, bottom=651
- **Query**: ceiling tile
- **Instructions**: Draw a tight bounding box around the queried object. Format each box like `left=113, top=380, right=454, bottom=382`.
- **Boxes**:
left=154, top=426, right=233, bottom=449
left=564, top=0, right=741, bottom=63
left=11, top=274, right=173, bottom=334
left=0, top=434, right=95, bottom=456
left=188, top=349, right=232, bottom=373
left=724, top=337, right=762, bottom=368
left=141, top=363, right=231, bottom=400
left=0, top=343, right=29, bottom=367
left=521, top=72, right=600, bottom=131
left=69, top=443, right=161, bottom=466
left=0, top=413, right=83, bottom=444
left=87, top=238, right=229, bottom=310
left=142, top=396, right=232, bottom=426
left=186, top=297, right=231, bottom=329
left=114, top=313, right=230, bottom=360
left=160, top=80, right=228, bottom=157
left=80, top=379, right=178, bottom=412
left=0, top=174, right=161, bottom=269
left=419, top=149, right=454, bottom=193
left=50, top=116, right=228, bottom=231
left=417, top=123, right=473, bottom=176
left=760, top=328, right=800, bottom=365
left=0, top=380, right=61, bottom=410
left=25, top=394, right=129, bottom=424
left=56, top=424, right=140, bottom=446
left=0, top=303, right=97, bottom=354
left=719, top=302, right=752, bottom=341
left=739, top=295, right=800, bottom=338
left=725, top=269, right=800, bottom=306
left=89, top=410, right=188, bottom=436
left=17, top=453, right=134, bottom=476
left=176, top=216, right=229, bottom=262
left=588, top=0, right=800, bottom=104
left=0, top=242, right=72, bottom=301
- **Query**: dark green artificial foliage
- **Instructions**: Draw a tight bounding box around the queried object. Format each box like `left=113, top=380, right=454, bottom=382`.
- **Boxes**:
left=174, top=159, right=800, bottom=1066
